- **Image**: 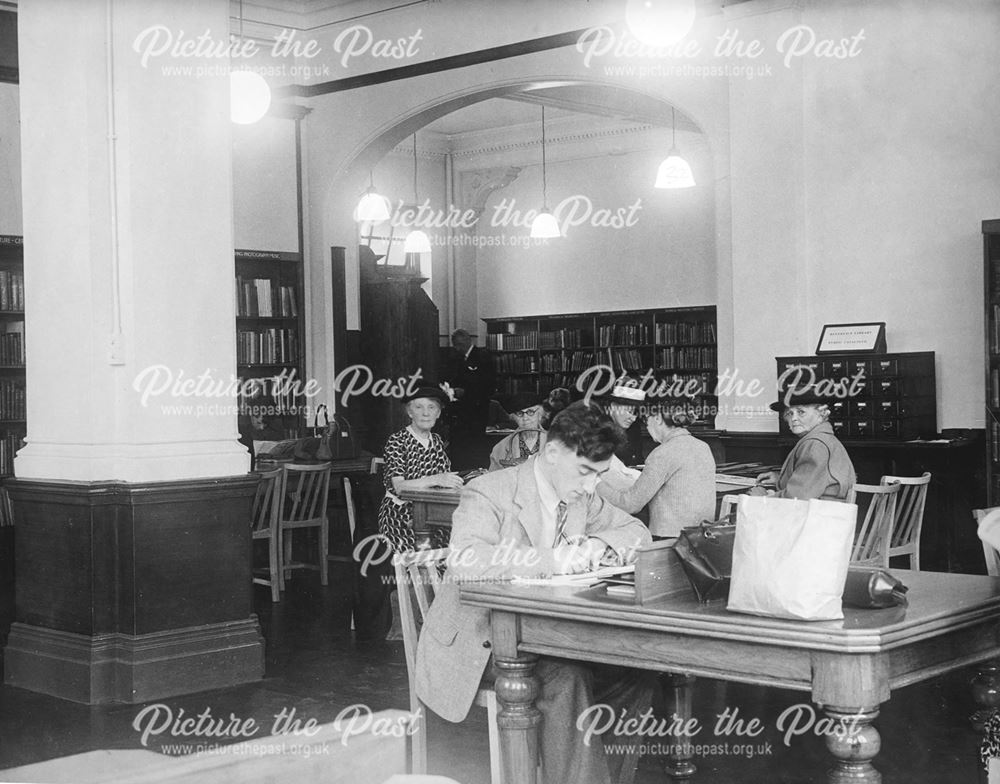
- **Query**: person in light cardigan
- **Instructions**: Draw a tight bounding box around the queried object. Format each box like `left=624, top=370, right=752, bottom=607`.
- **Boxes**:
left=596, top=404, right=716, bottom=538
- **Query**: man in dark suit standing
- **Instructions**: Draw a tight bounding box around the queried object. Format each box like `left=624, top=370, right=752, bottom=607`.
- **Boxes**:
left=443, top=328, right=496, bottom=469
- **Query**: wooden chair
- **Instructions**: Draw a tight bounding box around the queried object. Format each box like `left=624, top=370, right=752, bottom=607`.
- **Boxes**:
left=279, top=462, right=332, bottom=588
left=851, top=482, right=900, bottom=566
left=250, top=467, right=283, bottom=602
left=717, top=493, right=744, bottom=523
left=973, top=508, right=1000, bottom=576
left=393, top=548, right=503, bottom=784
left=881, top=472, right=931, bottom=569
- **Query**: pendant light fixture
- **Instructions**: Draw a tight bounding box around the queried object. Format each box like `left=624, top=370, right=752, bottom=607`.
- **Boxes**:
left=354, top=169, right=392, bottom=222
left=529, top=105, right=561, bottom=239
left=403, top=135, right=432, bottom=254
left=655, top=106, right=696, bottom=189
left=625, top=0, right=697, bottom=47
left=230, top=0, right=271, bottom=124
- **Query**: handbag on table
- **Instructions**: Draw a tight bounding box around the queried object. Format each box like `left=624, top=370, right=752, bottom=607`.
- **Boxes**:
left=673, top=519, right=737, bottom=603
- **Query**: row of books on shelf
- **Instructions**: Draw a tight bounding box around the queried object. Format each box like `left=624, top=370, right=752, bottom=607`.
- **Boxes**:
left=598, top=323, right=652, bottom=346
left=0, top=332, right=23, bottom=366
left=0, top=378, right=25, bottom=419
left=236, top=328, right=298, bottom=366
left=487, top=332, right=537, bottom=351
left=0, top=270, right=24, bottom=312
left=657, top=346, right=716, bottom=369
left=235, top=277, right=298, bottom=318
left=655, top=321, right=716, bottom=345
left=0, top=430, right=23, bottom=476
left=539, top=329, right=585, bottom=349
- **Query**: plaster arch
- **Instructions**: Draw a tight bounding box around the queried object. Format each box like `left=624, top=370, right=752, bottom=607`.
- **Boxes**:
left=304, top=72, right=731, bottom=414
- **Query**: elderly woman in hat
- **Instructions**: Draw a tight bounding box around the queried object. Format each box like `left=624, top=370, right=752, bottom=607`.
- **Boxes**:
left=488, top=390, right=547, bottom=471
left=750, top=391, right=856, bottom=501
left=377, top=384, right=464, bottom=553
left=597, top=404, right=716, bottom=539
left=597, top=383, right=648, bottom=467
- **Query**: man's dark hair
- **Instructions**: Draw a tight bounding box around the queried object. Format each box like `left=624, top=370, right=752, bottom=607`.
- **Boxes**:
left=546, top=401, right=624, bottom=461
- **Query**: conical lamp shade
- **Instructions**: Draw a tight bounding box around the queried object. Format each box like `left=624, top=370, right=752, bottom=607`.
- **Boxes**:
left=230, top=70, right=271, bottom=124
left=404, top=229, right=432, bottom=253
left=354, top=189, right=392, bottom=222
left=529, top=209, right=561, bottom=239
left=655, top=152, right=695, bottom=189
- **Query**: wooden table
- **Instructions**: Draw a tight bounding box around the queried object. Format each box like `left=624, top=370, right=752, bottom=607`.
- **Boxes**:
left=460, top=570, right=1000, bottom=783
left=399, top=480, right=752, bottom=537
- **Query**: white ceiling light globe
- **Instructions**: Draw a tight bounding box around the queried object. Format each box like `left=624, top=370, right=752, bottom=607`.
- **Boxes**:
left=230, top=70, right=271, bottom=125
left=625, top=0, right=697, bottom=47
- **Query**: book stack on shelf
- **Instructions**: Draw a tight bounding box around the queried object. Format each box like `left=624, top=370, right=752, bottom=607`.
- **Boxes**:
left=984, top=220, right=1000, bottom=503
left=484, top=306, right=718, bottom=428
left=235, top=250, right=305, bottom=436
left=0, top=236, right=24, bottom=477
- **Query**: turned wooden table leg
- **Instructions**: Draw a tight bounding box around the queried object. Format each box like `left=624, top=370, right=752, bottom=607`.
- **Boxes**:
left=493, top=653, right=541, bottom=784
left=824, top=706, right=881, bottom=784
left=971, top=661, right=1000, bottom=731
left=664, top=673, right=697, bottom=783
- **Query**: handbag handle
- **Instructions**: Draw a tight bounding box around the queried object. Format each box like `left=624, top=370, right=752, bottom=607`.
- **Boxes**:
left=313, top=404, right=329, bottom=430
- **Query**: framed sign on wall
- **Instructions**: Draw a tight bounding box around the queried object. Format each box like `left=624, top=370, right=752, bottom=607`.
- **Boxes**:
left=815, top=322, right=887, bottom=355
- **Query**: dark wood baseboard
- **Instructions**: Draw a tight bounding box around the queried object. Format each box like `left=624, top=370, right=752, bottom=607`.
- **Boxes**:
left=3, top=474, right=263, bottom=703
left=4, top=618, right=264, bottom=704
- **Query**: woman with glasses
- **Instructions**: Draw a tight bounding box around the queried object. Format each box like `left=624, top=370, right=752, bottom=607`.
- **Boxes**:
left=750, top=391, right=856, bottom=501
left=596, top=404, right=716, bottom=539
left=488, top=390, right=547, bottom=470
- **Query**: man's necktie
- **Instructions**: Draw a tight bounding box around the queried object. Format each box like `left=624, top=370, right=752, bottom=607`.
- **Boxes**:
left=554, top=500, right=568, bottom=547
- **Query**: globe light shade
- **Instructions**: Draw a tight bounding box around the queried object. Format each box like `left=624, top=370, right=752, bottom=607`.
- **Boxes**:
left=655, top=152, right=696, bottom=189
left=403, top=229, right=432, bottom=254
left=230, top=70, right=271, bottom=125
left=354, top=189, right=392, bottom=222
left=529, top=209, right=562, bottom=239
left=625, top=0, right=697, bottom=47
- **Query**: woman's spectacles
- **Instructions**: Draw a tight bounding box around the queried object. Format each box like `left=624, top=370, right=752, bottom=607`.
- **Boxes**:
left=513, top=407, right=542, bottom=418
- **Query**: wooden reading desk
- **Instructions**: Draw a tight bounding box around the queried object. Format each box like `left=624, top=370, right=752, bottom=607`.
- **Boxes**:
left=460, top=570, right=1000, bottom=783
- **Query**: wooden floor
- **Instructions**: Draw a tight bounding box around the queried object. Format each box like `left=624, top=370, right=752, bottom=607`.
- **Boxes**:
left=0, top=558, right=992, bottom=783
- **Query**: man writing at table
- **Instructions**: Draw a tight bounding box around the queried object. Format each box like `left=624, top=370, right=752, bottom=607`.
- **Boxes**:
left=416, top=401, right=652, bottom=784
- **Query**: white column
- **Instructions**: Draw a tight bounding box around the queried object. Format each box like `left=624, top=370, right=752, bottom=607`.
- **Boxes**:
left=16, top=0, right=249, bottom=481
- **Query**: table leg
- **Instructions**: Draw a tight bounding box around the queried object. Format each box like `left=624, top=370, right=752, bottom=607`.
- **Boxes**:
left=971, top=661, right=1000, bottom=731
left=823, top=706, right=881, bottom=784
left=493, top=653, right=541, bottom=784
left=664, top=673, right=696, bottom=783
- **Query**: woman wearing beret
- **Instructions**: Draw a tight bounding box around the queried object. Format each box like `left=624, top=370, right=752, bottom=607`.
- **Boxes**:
left=751, top=392, right=856, bottom=501
left=377, top=384, right=464, bottom=553
left=597, top=405, right=716, bottom=538
left=597, top=384, right=647, bottom=467
left=488, top=390, right=547, bottom=470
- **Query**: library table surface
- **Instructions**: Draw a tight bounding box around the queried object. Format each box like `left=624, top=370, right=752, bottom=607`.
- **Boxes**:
left=459, top=569, right=1000, bottom=784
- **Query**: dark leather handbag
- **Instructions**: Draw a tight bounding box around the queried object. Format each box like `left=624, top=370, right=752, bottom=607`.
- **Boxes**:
left=294, top=405, right=333, bottom=462
left=674, top=520, right=737, bottom=603
left=842, top=566, right=909, bottom=609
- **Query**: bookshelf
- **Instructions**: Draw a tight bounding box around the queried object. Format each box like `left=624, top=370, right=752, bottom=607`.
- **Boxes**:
left=985, top=220, right=1000, bottom=504
left=0, top=235, right=24, bottom=477
left=484, top=306, right=718, bottom=428
left=235, top=249, right=305, bottom=439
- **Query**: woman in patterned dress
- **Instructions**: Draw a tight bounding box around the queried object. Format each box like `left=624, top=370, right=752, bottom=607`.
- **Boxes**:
left=378, top=385, right=464, bottom=553
left=488, top=390, right=547, bottom=471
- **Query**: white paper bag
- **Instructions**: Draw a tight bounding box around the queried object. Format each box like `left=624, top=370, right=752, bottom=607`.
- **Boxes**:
left=727, top=495, right=857, bottom=621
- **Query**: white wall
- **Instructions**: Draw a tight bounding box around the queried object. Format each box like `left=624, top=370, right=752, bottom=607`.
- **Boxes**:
left=232, top=117, right=299, bottom=253
left=475, top=141, right=716, bottom=319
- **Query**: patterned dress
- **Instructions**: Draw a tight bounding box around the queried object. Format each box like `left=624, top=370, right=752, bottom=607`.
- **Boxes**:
left=378, top=426, right=452, bottom=553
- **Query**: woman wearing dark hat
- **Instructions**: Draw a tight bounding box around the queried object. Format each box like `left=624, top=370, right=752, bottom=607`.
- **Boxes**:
left=597, top=404, right=716, bottom=538
left=488, top=390, right=547, bottom=470
left=377, top=384, right=463, bottom=552
left=750, top=391, right=856, bottom=501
